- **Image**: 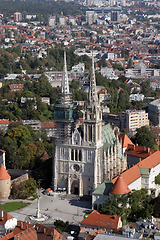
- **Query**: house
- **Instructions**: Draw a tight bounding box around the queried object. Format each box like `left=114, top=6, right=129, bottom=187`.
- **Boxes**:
left=9, top=84, right=24, bottom=91
left=1, top=220, right=67, bottom=240
left=41, top=121, right=56, bottom=137
left=0, top=211, right=17, bottom=236
left=80, top=210, right=122, bottom=235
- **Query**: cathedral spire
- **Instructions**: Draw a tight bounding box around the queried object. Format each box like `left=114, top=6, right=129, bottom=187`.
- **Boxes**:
left=88, top=53, right=98, bottom=105
left=61, top=50, right=70, bottom=95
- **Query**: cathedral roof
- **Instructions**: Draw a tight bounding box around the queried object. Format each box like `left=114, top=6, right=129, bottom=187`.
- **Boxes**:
left=118, top=133, right=134, bottom=148
left=110, top=175, right=131, bottom=195
left=102, top=124, right=116, bottom=150
left=92, top=180, right=113, bottom=195
left=0, top=165, right=11, bottom=180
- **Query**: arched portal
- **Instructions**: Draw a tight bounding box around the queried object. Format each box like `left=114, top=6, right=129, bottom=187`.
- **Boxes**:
left=71, top=180, right=79, bottom=195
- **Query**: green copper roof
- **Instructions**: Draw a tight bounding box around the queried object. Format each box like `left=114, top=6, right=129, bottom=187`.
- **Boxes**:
left=139, top=168, right=150, bottom=175
left=102, top=124, right=116, bottom=150
left=92, top=180, right=113, bottom=195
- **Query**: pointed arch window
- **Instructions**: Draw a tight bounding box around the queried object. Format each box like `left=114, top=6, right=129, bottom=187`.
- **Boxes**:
left=79, top=150, right=82, bottom=161
left=75, top=149, right=78, bottom=161
left=71, top=149, right=74, bottom=161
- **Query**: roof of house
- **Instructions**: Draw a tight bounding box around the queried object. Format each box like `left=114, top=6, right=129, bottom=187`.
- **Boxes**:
left=118, top=133, right=134, bottom=148
left=14, top=221, right=34, bottom=235
left=9, top=84, right=24, bottom=90
left=41, top=121, right=56, bottom=129
left=137, top=150, right=160, bottom=169
left=92, top=180, right=113, bottom=195
left=14, top=227, right=37, bottom=240
left=124, top=144, right=157, bottom=159
left=0, top=232, right=14, bottom=240
left=112, top=165, right=141, bottom=186
left=0, top=211, right=14, bottom=225
left=40, top=151, right=50, bottom=161
left=0, top=165, right=11, bottom=180
left=35, top=223, right=67, bottom=240
left=109, top=175, right=131, bottom=195
left=80, top=210, right=120, bottom=229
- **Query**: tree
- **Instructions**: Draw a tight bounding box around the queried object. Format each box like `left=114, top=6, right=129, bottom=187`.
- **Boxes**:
left=131, top=126, right=158, bottom=149
left=155, top=174, right=160, bottom=185
left=128, top=58, right=133, bottom=68
left=54, top=220, right=69, bottom=233
left=101, top=194, right=130, bottom=220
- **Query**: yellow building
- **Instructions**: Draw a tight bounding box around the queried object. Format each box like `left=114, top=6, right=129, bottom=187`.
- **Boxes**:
left=121, top=110, right=149, bottom=132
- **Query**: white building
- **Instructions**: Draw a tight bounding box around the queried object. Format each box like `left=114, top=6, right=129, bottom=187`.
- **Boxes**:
left=129, top=94, right=144, bottom=102
left=101, top=67, right=119, bottom=80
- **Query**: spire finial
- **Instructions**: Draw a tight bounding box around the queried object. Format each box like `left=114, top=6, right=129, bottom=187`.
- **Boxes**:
left=61, top=50, right=70, bottom=95
left=88, top=52, right=98, bottom=104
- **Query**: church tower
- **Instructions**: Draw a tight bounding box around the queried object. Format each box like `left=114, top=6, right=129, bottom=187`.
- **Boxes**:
left=53, top=51, right=74, bottom=140
left=83, top=55, right=102, bottom=146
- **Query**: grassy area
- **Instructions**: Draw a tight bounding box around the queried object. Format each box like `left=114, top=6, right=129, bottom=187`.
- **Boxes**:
left=0, top=202, right=30, bottom=212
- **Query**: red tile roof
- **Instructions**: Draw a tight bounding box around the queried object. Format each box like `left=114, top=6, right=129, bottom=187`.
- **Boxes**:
left=14, top=227, right=37, bottom=240
left=9, top=84, right=24, bottom=91
left=0, top=120, right=9, bottom=125
left=125, top=144, right=157, bottom=159
left=0, top=211, right=14, bottom=225
left=14, top=221, right=33, bottom=235
left=41, top=122, right=56, bottom=129
left=0, top=165, right=11, bottom=180
left=137, top=150, right=160, bottom=169
left=112, top=165, right=141, bottom=186
left=0, top=232, right=14, bottom=240
left=80, top=210, right=121, bottom=229
left=118, top=133, right=134, bottom=148
left=110, top=175, right=131, bottom=194
left=35, top=223, right=67, bottom=240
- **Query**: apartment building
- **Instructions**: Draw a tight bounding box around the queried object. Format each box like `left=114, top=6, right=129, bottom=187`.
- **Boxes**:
left=148, top=99, right=160, bottom=126
left=121, top=110, right=149, bottom=131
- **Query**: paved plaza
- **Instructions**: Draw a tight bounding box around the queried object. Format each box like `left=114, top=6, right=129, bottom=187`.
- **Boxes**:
left=8, top=192, right=92, bottom=225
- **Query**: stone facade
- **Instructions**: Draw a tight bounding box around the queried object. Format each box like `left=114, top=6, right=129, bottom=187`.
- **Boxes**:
left=52, top=52, right=126, bottom=196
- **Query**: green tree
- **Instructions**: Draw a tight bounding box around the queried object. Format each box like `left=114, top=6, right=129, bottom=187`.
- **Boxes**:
left=155, top=174, right=160, bottom=185
left=131, top=126, right=158, bottom=149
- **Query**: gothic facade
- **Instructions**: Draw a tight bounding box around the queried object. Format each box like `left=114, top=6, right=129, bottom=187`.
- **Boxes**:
left=52, top=52, right=127, bottom=196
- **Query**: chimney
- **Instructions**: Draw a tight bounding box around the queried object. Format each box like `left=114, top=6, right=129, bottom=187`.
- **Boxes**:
left=129, top=165, right=130, bottom=169
left=147, top=148, right=150, bottom=153
left=44, top=228, right=46, bottom=233
left=144, top=147, right=146, bottom=151
left=21, top=222, right=23, bottom=229
left=133, top=145, right=135, bottom=150
left=139, top=158, right=141, bottom=162
left=136, top=143, right=138, bottom=146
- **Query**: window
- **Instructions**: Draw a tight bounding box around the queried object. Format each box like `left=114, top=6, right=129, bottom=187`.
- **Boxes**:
left=71, top=149, right=74, bottom=161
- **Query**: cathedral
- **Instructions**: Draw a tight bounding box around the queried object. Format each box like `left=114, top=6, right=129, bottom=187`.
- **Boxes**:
left=52, top=51, right=127, bottom=196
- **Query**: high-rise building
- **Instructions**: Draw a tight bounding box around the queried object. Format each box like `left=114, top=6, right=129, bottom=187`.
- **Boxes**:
left=49, top=16, right=56, bottom=27
left=59, top=16, right=66, bottom=26
left=14, top=12, right=22, bottom=22
left=121, top=110, right=149, bottom=132
left=52, top=52, right=127, bottom=196
left=111, top=11, right=119, bottom=22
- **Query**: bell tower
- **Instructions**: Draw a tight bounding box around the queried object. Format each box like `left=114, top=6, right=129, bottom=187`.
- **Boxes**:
left=53, top=50, right=75, bottom=141
left=83, top=55, right=102, bottom=146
